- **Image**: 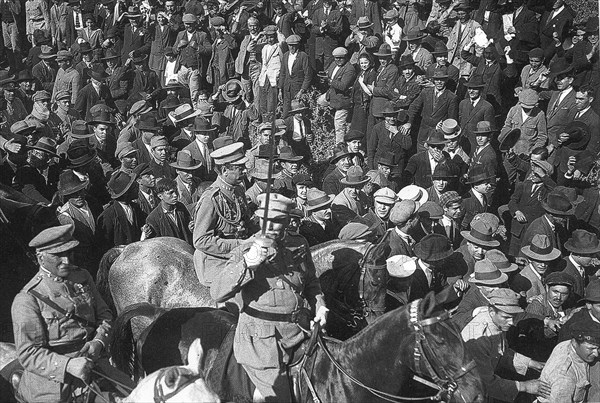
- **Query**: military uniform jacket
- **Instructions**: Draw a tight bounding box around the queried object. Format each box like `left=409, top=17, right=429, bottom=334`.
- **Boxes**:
left=11, top=267, right=112, bottom=402
left=210, top=232, right=325, bottom=352
left=538, top=340, right=590, bottom=403
left=52, top=66, right=81, bottom=104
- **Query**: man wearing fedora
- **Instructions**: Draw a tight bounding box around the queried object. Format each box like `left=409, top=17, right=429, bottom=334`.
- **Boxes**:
left=519, top=234, right=561, bottom=299
left=300, top=188, right=337, bottom=245
left=169, top=104, right=202, bottom=149
left=216, top=79, right=260, bottom=144
left=0, top=77, right=28, bottom=128
left=573, top=85, right=600, bottom=155
left=469, top=121, right=498, bottom=180
left=143, top=178, right=193, bottom=245
left=331, top=165, right=370, bottom=230
left=278, top=34, right=312, bottom=117
left=13, top=136, right=59, bottom=204
left=97, top=171, right=144, bottom=251
left=344, top=17, right=380, bottom=65
left=52, top=50, right=80, bottom=104
left=405, top=67, right=458, bottom=150
left=367, top=106, right=411, bottom=171
left=366, top=43, right=398, bottom=133
left=322, top=144, right=356, bottom=195
left=56, top=169, right=101, bottom=274
left=75, top=66, right=114, bottom=120
left=401, top=27, right=434, bottom=71
left=273, top=146, right=303, bottom=198
left=120, top=6, right=151, bottom=64
left=521, top=191, right=573, bottom=256
left=367, top=151, right=398, bottom=192
left=74, top=42, right=96, bottom=87
left=130, top=54, right=159, bottom=102
left=245, top=158, right=271, bottom=209
left=282, top=100, right=313, bottom=163
left=403, top=129, right=451, bottom=189
left=193, top=142, right=254, bottom=286
left=131, top=114, right=160, bottom=165
left=290, top=173, right=312, bottom=216
left=392, top=55, right=422, bottom=110
left=182, top=115, right=217, bottom=178
left=87, top=109, right=118, bottom=169
left=15, top=70, right=36, bottom=111
left=459, top=76, right=495, bottom=153
left=171, top=150, right=209, bottom=213
left=411, top=201, right=444, bottom=243
left=558, top=229, right=600, bottom=303
left=462, top=288, right=550, bottom=401
left=456, top=218, right=500, bottom=280
left=426, top=42, right=460, bottom=92
left=427, top=160, right=459, bottom=203
left=32, top=45, right=58, bottom=93
left=460, top=164, right=495, bottom=230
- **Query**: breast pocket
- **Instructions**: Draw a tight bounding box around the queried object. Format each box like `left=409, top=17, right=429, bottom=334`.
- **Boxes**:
left=42, top=313, right=61, bottom=340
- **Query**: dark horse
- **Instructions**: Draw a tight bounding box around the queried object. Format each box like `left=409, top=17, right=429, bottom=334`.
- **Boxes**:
left=111, top=294, right=484, bottom=403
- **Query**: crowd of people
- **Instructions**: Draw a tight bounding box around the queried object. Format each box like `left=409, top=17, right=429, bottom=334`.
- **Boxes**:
left=2, top=0, right=600, bottom=401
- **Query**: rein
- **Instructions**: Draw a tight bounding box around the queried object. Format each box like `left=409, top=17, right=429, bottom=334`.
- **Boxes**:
left=312, top=299, right=476, bottom=403
left=357, top=244, right=387, bottom=317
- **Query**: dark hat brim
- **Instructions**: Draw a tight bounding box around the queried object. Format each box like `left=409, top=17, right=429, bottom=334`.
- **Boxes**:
left=460, top=230, right=500, bottom=247
left=521, top=245, right=561, bottom=261
left=564, top=240, right=600, bottom=255
left=465, top=82, right=486, bottom=88
left=170, top=161, right=203, bottom=170
left=68, top=148, right=98, bottom=168
left=413, top=245, right=453, bottom=262
left=306, top=194, right=335, bottom=211
left=465, top=174, right=496, bottom=185
left=88, top=70, right=109, bottom=80
left=499, top=128, right=521, bottom=151
left=541, top=201, right=574, bottom=216
left=289, top=106, right=308, bottom=114
left=109, top=174, right=136, bottom=199
left=330, top=151, right=358, bottom=164
left=373, top=51, right=393, bottom=57
left=38, top=53, right=57, bottom=60
left=29, top=145, right=59, bottom=158
left=403, top=34, right=426, bottom=42
left=468, top=271, right=508, bottom=285
left=59, top=179, right=89, bottom=196
left=101, top=53, right=120, bottom=60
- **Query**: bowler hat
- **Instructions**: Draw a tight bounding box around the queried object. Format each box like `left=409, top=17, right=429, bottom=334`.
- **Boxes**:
left=170, top=150, right=202, bottom=170
left=397, top=184, right=428, bottom=205
left=16, top=70, right=35, bottom=83
left=499, top=128, right=521, bottom=152
left=431, top=161, right=458, bottom=179
left=30, top=137, right=58, bottom=158
left=469, top=258, right=508, bottom=285
left=544, top=271, right=575, bottom=288
left=382, top=103, right=402, bottom=117
left=414, top=234, right=453, bottom=262
left=461, top=219, right=500, bottom=247
left=542, top=192, right=574, bottom=216
left=488, top=288, right=523, bottom=314
left=341, top=166, right=370, bottom=186
left=564, top=229, right=600, bottom=255
left=306, top=188, right=334, bottom=211
left=377, top=151, right=396, bottom=167
left=373, top=43, right=393, bottom=57
left=58, top=169, right=89, bottom=196
left=222, top=79, right=244, bottom=103
left=277, top=146, right=303, bottom=162
left=29, top=224, right=79, bottom=254
left=89, top=110, right=115, bottom=126
left=521, top=234, right=561, bottom=261
left=108, top=171, right=136, bottom=199
left=486, top=249, right=518, bottom=273
left=403, top=27, right=425, bottom=42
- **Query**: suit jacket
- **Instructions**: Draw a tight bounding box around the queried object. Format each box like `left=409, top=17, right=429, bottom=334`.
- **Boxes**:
left=311, top=6, right=343, bottom=57
left=408, top=87, right=458, bottom=145
left=131, top=69, right=160, bottom=97
left=559, top=256, right=586, bottom=302
left=459, top=97, right=495, bottom=154
left=132, top=138, right=152, bottom=165
left=519, top=264, right=545, bottom=299
left=407, top=261, right=455, bottom=303
left=88, top=134, right=118, bottom=168
left=371, top=63, right=398, bottom=116
left=327, top=61, right=356, bottom=110
left=403, top=150, right=450, bottom=189
left=299, top=216, right=337, bottom=246
left=350, top=0, right=381, bottom=34
left=575, top=187, right=600, bottom=234
left=278, top=51, right=312, bottom=100
left=520, top=215, right=563, bottom=256
left=470, top=143, right=498, bottom=177
left=149, top=158, right=176, bottom=180
left=32, top=61, right=57, bottom=92
left=176, top=176, right=210, bottom=213
left=539, top=7, right=573, bottom=55
left=149, top=23, right=178, bottom=73
left=574, top=107, right=600, bottom=155
left=135, top=189, right=157, bottom=217
left=460, top=189, right=489, bottom=230
left=387, top=229, right=415, bottom=258
left=447, top=19, right=482, bottom=76
left=452, top=286, right=489, bottom=330
left=499, top=104, right=547, bottom=156
left=146, top=202, right=193, bottom=245
left=331, top=188, right=369, bottom=230
left=322, top=167, right=345, bottom=196
left=454, top=243, right=477, bottom=280
left=367, top=120, right=412, bottom=170
left=121, top=24, right=151, bottom=63
left=74, top=83, right=114, bottom=121
left=182, top=140, right=214, bottom=181
left=96, top=201, right=143, bottom=251
left=542, top=88, right=577, bottom=147
left=508, top=178, right=554, bottom=238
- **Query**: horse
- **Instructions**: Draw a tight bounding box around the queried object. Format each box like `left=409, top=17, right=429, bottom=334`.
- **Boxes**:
left=111, top=294, right=485, bottom=403
left=96, top=237, right=380, bottom=339
left=0, top=340, right=220, bottom=402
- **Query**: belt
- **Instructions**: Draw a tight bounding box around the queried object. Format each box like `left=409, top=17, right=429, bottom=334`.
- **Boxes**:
left=31, top=17, right=45, bottom=22
left=243, top=306, right=297, bottom=323
left=49, top=341, right=86, bottom=354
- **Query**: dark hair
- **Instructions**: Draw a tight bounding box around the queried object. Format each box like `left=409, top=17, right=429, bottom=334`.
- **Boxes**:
left=155, top=178, right=177, bottom=194
left=531, top=146, right=549, bottom=160
left=577, top=85, right=595, bottom=98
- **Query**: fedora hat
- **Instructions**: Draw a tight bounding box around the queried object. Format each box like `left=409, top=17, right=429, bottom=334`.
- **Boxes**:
left=469, top=258, right=508, bottom=285
left=414, top=234, right=453, bottom=262
left=563, top=121, right=590, bottom=150
left=465, top=164, right=495, bottom=185
left=30, top=137, right=58, bottom=158
left=222, top=79, right=244, bottom=102
left=170, top=150, right=202, bottom=170
left=170, top=104, right=201, bottom=123
left=461, top=219, right=500, bottom=247
left=344, top=129, right=363, bottom=142
left=89, top=110, right=115, bottom=125
left=192, top=117, right=217, bottom=133
left=531, top=159, right=554, bottom=177
left=58, top=169, right=89, bottom=196
left=67, top=141, right=97, bottom=168
left=554, top=186, right=584, bottom=206
left=0, top=71, right=15, bottom=87
left=425, top=129, right=449, bottom=145
left=306, top=188, right=334, bottom=211
left=38, top=45, right=57, bottom=60
left=499, top=128, right=521, bottom=152
left=377, top=151, right=396, bottom=167
left=381, top=103, right=402, bottom=117
left=431, top=161, right=458, bottom=179
left=431, top=67, right=449, bottom=79
left=397, top=184, right=428, bottom=205
left=465, top=76, right=485, bottom=88
left=542, top=192, right=574, bottom=216
left=137, top=115, right=160, bottom=132
left=431, top=42, right=449, bottom=55
left=521, top=234, right=561, bottom=261
left=56, top=50, right=73, bottom=61
left=108, top=171, right=136, bottom=199
left=582, top=279, right=600, bottom=303
left=132, top=54, right=148, bottom=64
left=277, top=146, right=303, bottom=162
left=250, top=158, right=272, bottom=180
left=454, top=0, right=472, bottom=11
left=125, top=5, right=142, bottom=17
left=549, top=58, right=574, bottom=77
left=87, top=65, right=109, bottom=81
left=398, top=55, right=416, bottom=69
left=488, top=288, right=523, bottom=314
left=79, top=41, right=93, bottom=54
left=486, top=249, right=518, bottom=273
left=101, top=48, right=120, bottom=60
left=403, top=27, right=425, bottom=42
left=386, top=255, right=417, bottom=278
left=16, top=70, right=35, bottom=83
left=564, top=229, right=600, bottom=255
left=356, top=16, right=373, bottom=29
left=373, top=43, right=393, bottom=57
left=472, top=120, right=494, bottom=135
left=68, top=120, right=92, bottom=139
left=330, top=145, right=356, bottom=164
left=341, top=166, right=370, bottom=186
left=440, top=119, right=461, bottom=139
left=289, top=100, right=308, bottom=114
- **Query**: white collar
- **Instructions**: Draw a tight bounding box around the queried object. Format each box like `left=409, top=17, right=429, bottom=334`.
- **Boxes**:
left=568, top=255, right=585, bottom=276
left=577, top=106, right=591, bottom=117
left=544, top=215, right=555, bottom=231
left=528, top=264, right=542, bottom=280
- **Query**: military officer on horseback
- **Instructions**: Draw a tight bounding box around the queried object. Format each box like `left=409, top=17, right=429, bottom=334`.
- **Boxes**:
left=211, top=193, right=328, bottom=402
left=11, top=224, right=134, bottom=402
left=193, top=141, right=255, bottom=286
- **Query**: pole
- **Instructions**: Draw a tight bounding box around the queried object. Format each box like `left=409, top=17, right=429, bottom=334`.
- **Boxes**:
left=260, top=108, right=278, bottom=236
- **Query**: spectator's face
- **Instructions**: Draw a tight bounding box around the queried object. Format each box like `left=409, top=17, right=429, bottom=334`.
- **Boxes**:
left=20, top=81, right=32, bottom=91
left=473, top=180, right=492, bottom=194
left=36, top=99, right=51, bottom=111
left=467, top=241, right=485, bottom=260
left=456, top=10, right=469, bottom=23
left=529, top=56, right=542, bottom=69
left=274, top=5, right=283, bottom=15
left=475, top=134, right=490, bottom=147
left=374, top=200, right=392, bottom=219
left=546, top=284, right=569, bottom=309
left=574, top=341, right=599, bottom=363
left=152, top=145, right=168, bottom=162
left=221, top=164, right=245, bottom=185
left=259, top=217, right=287, bottom=240
left=259, top=129, right=270, bottom=144
left=385, top=18, right=396, bottom=27
left=94, top=124, right=110, bottom=142
left=177, top=169, right=194, bottom=184
left=267, top=33, right=277, bottom=45
left=489, top=308, right=514, bottom=332
left=572, top=29, right=585, bottom=44
left=194, top=132, right=210, bottom=144
left=334, top=56, right=346, bottom=67
left=82, top=52, right=92, bottom=62
left=184, top=22, right=194, bottom=32
left=379, top=56, right=391, bottom=67
left=554, top=74, right=573, bottom=90
left=444, top=202, right=462, bottom=220
left=407, top=41, right=418, bottom=52
left=165, top=2, right=175, bottom=12
left=3, top=88, right=14, bottom=101
left=435, top=55, right=448, bottom=65
left=433, top=78, right=446, bottom=91
left=296, top=184, right=307, bottom=199
left=402, top=67, right=414, bottom=80
left=107, top=58, right=117, bottom=69
left=158, top=187, right=179, bottom=205
left=589, top=33, right=599, bottom=45
left=38, top=250, right=74, bottom=278
left=552, top=0, right=563, bottom=9
left=359, top=57, right=370, bottom=71
left=346, top=186, right=359, bottom=199
left=446, top=137, right=459, bottom=151
left=575, top=91, right=593, bottom=111
left=121, top=154, right=137, bottom=169
left=157, top=14, right=167, bottom=25
left=467, top=88, right=481, bottom=100
left=86, top=19, right=94, bottom=29
left=313, top=206, right=331, bottom=221
left=289, top=43, right=298, bottom=54
left=336, top=156, right=352, bottom=172
left=288, top=216, right=300, bottom=232
left=378, top=164, right=391, bottom=178
left=130, top=18, right=139, bottom=28
left=248, top=21, right=259, bottom=35
left=587, top=302, right=600, bottom=321
left=67, top=189, right=87, bottom=208
left=58, top=98, right=71, bottom=109
left=138, top=173, right=156, bottom=188
left=347, top=140, right=360, bottom=153
left=433, top=178, right=448, bottom=193
left=384, top=116, right=396, bottom=125
left=529, top=259, right=549, bottom=276
left=282, top=161, right=299, bottom=175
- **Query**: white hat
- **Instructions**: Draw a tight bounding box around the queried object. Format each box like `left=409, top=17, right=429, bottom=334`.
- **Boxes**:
left=386, top=255, right=417, bottom=278
left=373, top=187, right=397, bottom=205
left=397, top=185, right=429, bottom=205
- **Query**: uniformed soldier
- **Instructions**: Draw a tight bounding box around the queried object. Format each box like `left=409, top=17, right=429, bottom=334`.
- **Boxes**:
left=210, top=193, right=328, bottom=402
left=193, top=142, right=255, bottom=286
left=537, top=321, right=600, bottom=403
left=11, top=224, right=134, bottom=402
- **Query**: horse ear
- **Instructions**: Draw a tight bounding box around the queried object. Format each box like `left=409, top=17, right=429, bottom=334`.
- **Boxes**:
left=187, top=338, right=204, bottom=374
left=420, top=292, right=438, bottom=318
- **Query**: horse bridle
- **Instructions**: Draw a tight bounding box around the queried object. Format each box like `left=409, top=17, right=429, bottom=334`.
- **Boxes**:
left=357, top=244, right=387, bottom=318
left=153, top=366, right=202, bottom=403
left=315, top=299, right=477, bottom=403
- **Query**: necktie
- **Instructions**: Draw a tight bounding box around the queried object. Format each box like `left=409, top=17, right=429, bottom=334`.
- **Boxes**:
left=75, top=12, right=81, bottom=29
left=149, top=194, right=156, bottom=209
left=446, top=220, right=453, bottom=240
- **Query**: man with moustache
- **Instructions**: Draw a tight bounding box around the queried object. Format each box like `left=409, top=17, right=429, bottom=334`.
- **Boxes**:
left=193, top=142, right=254, bottom=286
left=300, top=188, right=337, bottom=246
left=11, top=225, right=134, bottom=402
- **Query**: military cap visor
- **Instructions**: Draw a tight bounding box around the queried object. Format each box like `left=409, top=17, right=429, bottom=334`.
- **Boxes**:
left=29, top=224, right=80, bottom=254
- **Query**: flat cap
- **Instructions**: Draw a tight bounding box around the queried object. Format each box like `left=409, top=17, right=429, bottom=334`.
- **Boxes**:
left=488, top=288, right=524, bottom=314
left=33, top=90, right=51, bottom=102
left=29, top=224, right=79, bottom=253
left=571, top=320, right=600, bottom=346
left=544, top=271, right=575, bottom=287
left=255, top=193, right=294, bottom=219
left=439, top=191, right=461, bottom=208
left=56, top=50, right=73, bottom=60
left=338, top=222, right=374, bottom=241
left=292, top=173, right=313, bottom=187
left=418, top=201, right=444, bottom=220
left=150, top=135, right=169, bottom=149
left=210, top=142, right=248, bottom=165
left=116, top=141, right=137, bottom=159
left=332, top=47, right=348, bottom=57
left=373, top=187, right=397, bottom=205
left=390, top=199, right=418, bottom=225
left=182, top=13, right=197, bottom=23
left=130, top=100, right=152, bottom=116
left=286, top=34, right=301, bottom=45
left=519, top=88, right=539, bottom=107
left=211, top=16, right=225, bottom=26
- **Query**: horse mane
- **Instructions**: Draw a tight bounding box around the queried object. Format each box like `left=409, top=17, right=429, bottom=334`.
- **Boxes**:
left=96, top=245, right=126, bottom=314
left=111, top=302, right=167, bottom=379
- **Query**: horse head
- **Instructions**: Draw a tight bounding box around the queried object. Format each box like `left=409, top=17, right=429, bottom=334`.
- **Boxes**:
left=358, top=233, right=390, bottom=322
left=406, top=293, right=484, bottom=403
left=124, top=339, right=220, bottom=403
